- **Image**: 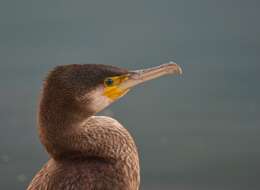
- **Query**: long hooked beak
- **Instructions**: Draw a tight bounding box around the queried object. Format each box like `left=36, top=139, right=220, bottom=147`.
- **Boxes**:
left=118, top=61, right=182, bottom=90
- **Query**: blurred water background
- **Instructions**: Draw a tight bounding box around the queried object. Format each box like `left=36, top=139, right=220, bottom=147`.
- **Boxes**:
left=0, top=0, right=259, bottom=189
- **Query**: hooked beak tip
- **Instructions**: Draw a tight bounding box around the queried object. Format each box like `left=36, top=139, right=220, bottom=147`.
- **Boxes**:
left=162, top=61, right=183, bottom=75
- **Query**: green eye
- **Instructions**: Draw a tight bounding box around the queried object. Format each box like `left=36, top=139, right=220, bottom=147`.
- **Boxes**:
left=105, top=78, right=114, bottom=86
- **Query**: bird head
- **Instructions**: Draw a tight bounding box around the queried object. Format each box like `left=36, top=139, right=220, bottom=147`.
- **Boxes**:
left=42, top=62, right=182, bottom=116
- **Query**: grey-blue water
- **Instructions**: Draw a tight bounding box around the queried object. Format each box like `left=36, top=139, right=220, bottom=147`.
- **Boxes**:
left=1, top=0, right=259, bottom=189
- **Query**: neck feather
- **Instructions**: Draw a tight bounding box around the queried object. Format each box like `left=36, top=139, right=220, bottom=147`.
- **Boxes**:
left=38, top=94, right=140, bottom=187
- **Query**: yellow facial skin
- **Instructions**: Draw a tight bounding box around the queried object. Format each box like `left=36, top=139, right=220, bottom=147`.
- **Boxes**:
left=103, top=75, right=130, bottom=100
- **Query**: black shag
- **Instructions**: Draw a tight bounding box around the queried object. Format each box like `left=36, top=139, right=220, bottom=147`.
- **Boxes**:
left=27, top=62, right=182, bottom=190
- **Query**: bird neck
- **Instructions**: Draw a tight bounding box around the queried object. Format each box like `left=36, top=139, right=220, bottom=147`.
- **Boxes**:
left=38, top=95, right=140, bottom=187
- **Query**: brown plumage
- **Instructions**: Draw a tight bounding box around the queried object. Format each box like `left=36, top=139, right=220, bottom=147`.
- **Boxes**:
left=27, top=63, right=182, bottom=190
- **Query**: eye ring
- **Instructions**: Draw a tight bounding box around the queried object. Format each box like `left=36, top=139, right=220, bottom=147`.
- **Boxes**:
left=105, top=78, right=114, bottom=86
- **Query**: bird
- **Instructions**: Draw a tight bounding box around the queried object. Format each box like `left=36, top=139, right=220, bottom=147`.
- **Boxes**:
left=27, top=62, right=182, bottom=190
